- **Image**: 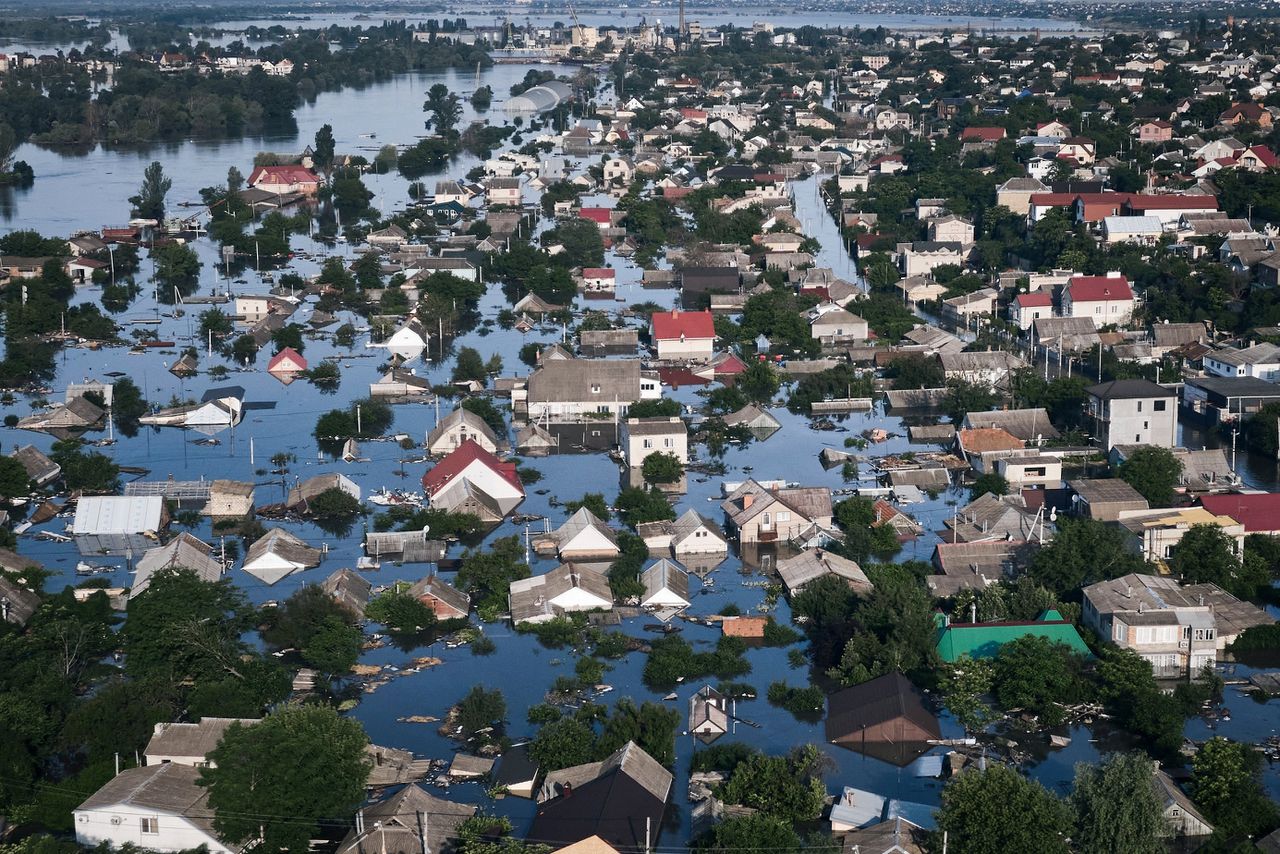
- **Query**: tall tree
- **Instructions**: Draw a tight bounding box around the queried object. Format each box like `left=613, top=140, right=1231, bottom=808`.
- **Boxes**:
left=1118, top=446, right=1182, bottom=506
left=1071, top=753, right=1169, bottom=854
left=312, top=124, right=336, bottom=182
left=226, top=165, right=244, bottom=196
left=1191, top=736, right=1280, bottom=841
left=201, top=707, right=371, bottom=853
left=935, top=764, right=1073, bottom=854
left=129, top=161, right=171, bottom=220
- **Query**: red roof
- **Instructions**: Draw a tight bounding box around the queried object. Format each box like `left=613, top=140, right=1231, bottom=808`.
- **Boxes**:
left=248, top=165, right=319, bottom=185
left=581, top=267, right=616, bottom=279
left=579, top=207, right=612, bottom=225
left=1124, top=194, right=1217, bottom=211
left=960, top=126, right=1007, bottom=141
left=267, top=346, right=307, bottom=372
left=421, top=439, right=523, bottom=496
left=1243, top=145, right=1278, bottom=167
left=1029, top=193, right=1080, bottom=206
left=1067, top=275, right=1134, bottom=302
left=1015, top=292, right=1053, bottom=308
left=651, top=309, right=715, bottom=341
left=1200, top=493, right=1280, bottom=533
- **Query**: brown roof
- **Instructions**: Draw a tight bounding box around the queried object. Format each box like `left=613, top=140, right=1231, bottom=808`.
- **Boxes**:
left=825, top=671, right=941, bottom=745
left=957, top=427, right=1024, bottom=454
left=721, top=615, right=767, bottom=637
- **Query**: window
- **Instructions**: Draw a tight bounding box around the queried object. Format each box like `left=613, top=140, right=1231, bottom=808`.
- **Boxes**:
left=140, top=818, right=159, bottom=835
left=1095, top=306, right=1102, bottom=314
left=762, top=512, right=772, bottom=527
left=1137, top=401, right=1143, bottom=412
left=1025, top=466, right=1046, bottom=477
left=776, top=511, right=791, bottom=522
left=643, top=439, right=653, bottom=449
left=1154, top=400, right=1166, bottom=411
left=591, top=384, right=601, bottom=394
left=663, top=438, right=673, bottom=447
left=1143, top=421, right=1149, bottom=429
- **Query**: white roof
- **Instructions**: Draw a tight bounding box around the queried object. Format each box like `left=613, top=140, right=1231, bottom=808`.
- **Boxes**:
left=1104, top=215, right=1163, bottom=234
left=72, top=496, right=164, bottom=535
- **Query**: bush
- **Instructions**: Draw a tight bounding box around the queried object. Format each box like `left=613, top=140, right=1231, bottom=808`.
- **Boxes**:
left=766, top=681, right=825, bottom=721
left=641, top=451, right=683, bottom=483
left=306, top=487, right=362, bottom=519
left=365, top=585, right=438, bottom=634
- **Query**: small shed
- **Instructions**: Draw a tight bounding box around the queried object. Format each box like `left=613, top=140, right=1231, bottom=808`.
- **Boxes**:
left=494, top=743, right=540, bottom=798
left=448, top=753, right=495, bottom=780
left=203, top=480, right=254, bottom=518
left=555, top=508, right=620, bottom=560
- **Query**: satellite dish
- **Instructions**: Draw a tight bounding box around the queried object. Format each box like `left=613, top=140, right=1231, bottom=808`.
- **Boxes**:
left=422, top=525, right=431, bottom=534
left=110, top=817, right=122, bottom=826
left=1050, top=507, right=1058, bottom=522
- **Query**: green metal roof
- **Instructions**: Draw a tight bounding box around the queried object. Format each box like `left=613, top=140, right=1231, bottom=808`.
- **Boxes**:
left=934, top=609, right=1092, bottom=662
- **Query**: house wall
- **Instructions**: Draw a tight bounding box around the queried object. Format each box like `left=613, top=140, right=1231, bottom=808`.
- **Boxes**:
left=1064, top=295, right=1134, bottom=325
left=75, top=806, right=232, bottom=854
left=674, top=527, right=728, bottom=555
left=625, top=430, right=688, bottom=468
left=733, top=504, right=811, bottom=543
left=1091, top=395, right=1177, bottom=449
left=656, top=336, right=715, bottom=361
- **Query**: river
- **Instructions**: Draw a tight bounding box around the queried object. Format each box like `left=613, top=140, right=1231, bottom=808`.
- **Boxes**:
left=0, top=54, right=1276, bottom=846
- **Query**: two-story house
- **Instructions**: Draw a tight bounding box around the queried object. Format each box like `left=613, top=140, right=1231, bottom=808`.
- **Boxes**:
left=1086, top=378, right=1177, bottom=449
left=622, top=416, right=688, bottom=468
left=1061, top=273, right=1135, bottom=326
left=1083, top=572, right=1273, bottom=678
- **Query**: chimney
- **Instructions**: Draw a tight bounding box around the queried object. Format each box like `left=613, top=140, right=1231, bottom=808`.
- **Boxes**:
left=356, top=810, right=365, bottom=836
left=562, top=782, right=573, bottom=798
left=969, top=602, right=977, bottom=623
left=742, top=493, right=754, bottom=509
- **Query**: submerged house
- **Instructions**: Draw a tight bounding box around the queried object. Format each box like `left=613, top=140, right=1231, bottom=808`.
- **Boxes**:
left=825, top=671, right=942, bottom=766
left=132, top=533, right=222, bottom=600
left=555, top=507, right=620, bottom=561
left=508, top=563, right=613, bottom=625
left=335, top=784, right=476, bottom=854
left=421, top=440, right=525, bottom=520
left=531, top=741, right=672, bottom=852
left=242, top=528, right=321, bottom=585
left=934, top=609, right=1091, bottom=662
left=639, top=558, right=690, bottom=611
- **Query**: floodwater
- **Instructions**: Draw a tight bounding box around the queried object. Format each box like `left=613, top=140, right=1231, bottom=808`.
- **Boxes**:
left=1, top=56, right=1277, bottom=846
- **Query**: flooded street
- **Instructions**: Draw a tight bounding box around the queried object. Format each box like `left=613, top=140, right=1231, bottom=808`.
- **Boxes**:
left=2, top=53, right=1278, bottom=844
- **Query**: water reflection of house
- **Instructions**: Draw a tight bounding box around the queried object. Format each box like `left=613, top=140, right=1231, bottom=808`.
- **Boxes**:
left=516, top=422, right=558, bottom=455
